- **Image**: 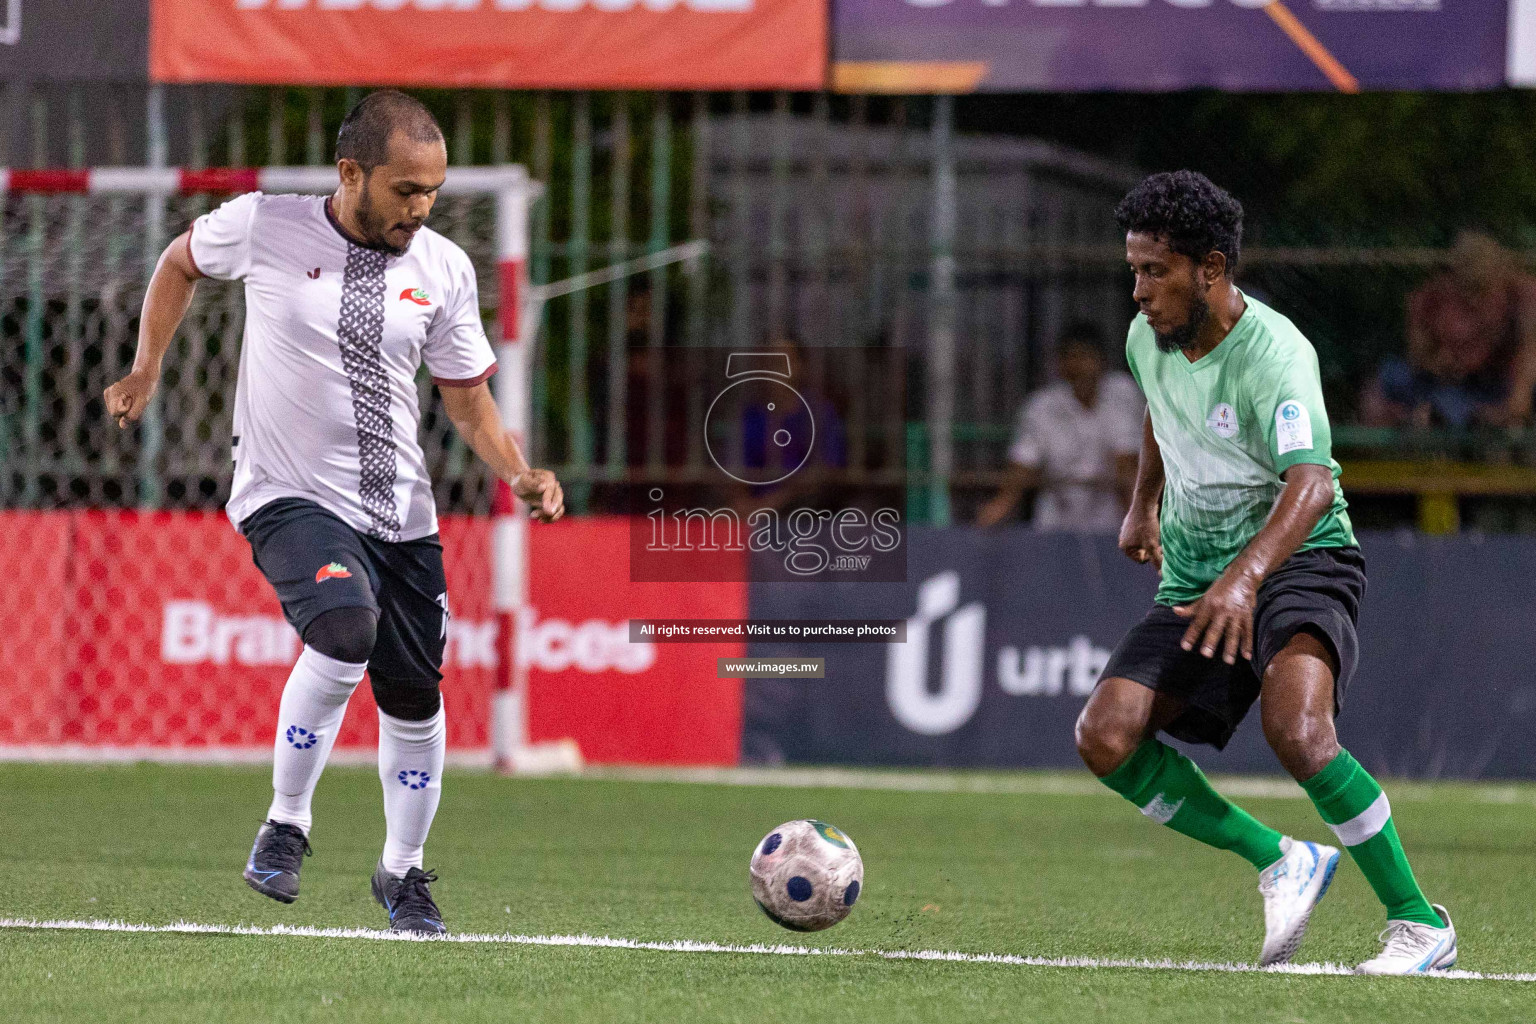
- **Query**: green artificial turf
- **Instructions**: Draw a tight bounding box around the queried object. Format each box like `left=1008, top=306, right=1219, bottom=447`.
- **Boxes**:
left=1, top=763, right=1533, bottom=1022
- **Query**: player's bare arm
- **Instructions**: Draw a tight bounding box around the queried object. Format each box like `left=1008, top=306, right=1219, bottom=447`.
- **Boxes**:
left=103, top=231, right=201, bottom=429
left=438, top=381, right=564, bottom=523
left=1173, top=461, right=1335, bottom=664
left=976, top=462, right=1042, bottom=527
left=1118, top=409, right=1164, bottom=569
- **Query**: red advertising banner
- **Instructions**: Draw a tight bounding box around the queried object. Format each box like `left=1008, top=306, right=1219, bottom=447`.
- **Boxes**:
left=0, top=511, right=744, bottom=765
left=149, top=0, right=827, bottom=90
left=527, top=516, right=745, bottom=765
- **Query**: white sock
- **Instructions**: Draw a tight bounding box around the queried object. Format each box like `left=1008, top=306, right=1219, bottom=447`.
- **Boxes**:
left=267, top=645, right=366, bottom=834
left=378, top=706, right=445, bottom=877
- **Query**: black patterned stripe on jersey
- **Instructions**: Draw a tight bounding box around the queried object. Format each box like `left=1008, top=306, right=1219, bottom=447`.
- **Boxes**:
left=337, top=245, right=402, bottom=542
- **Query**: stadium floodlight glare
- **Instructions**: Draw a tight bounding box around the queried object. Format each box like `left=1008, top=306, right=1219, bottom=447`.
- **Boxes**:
left=0, top=164, right=576, bottom=774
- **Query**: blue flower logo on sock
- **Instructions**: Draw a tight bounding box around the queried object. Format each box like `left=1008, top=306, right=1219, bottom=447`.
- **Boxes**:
left=398, top=770, right=431, bottom=790
left=286, top=726, right=317, bottom=750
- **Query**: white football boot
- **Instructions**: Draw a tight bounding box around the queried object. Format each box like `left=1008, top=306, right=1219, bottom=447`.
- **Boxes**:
left=1258, top=836, right=1341, bottom=966
left=1354, top=904, right=1457, bottom=975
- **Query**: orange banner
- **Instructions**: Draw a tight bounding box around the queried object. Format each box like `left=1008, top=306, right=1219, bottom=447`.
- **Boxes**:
left=150, top=0, right=826, bottom=90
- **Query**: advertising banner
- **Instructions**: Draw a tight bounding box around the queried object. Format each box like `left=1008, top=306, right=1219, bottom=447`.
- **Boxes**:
left=526, top=517, right=746, bottom=765
left=745, top=530, right=1536, bottom=779
left=832, top=0, right=1511, bottom=93
left=0, top=0, right=150, bottom=82
left=0, top=511, right=745, bottom=765
left=150, top=0, right=826, bottom=90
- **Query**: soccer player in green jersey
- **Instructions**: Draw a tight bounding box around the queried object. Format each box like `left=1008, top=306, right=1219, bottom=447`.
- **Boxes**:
left=1075, top=171, right=1456, bottom=974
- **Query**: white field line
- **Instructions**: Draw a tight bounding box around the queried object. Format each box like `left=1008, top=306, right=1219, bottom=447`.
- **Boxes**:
left=2, top=917, right=1531, bottom=983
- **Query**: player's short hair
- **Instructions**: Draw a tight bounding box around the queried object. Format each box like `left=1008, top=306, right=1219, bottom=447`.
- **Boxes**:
left=335, top=91, right=444, bottom=173
left=1058, top=320, right=1108, bottom=359
left=1114, top=170, right=1243, bottom=275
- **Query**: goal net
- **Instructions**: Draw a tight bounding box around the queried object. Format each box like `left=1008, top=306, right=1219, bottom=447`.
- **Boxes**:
left=0, top=166, right=538, bottom=765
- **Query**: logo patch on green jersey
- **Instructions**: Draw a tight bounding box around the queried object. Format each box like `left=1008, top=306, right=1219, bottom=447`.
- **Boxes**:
left=1275, top=400, right=1313, bottom=454
left=1206, top=402, right=1238, bottom=439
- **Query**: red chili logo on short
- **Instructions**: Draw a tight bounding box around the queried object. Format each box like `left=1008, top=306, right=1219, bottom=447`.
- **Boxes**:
left=399, top=287, right=431, bottom=306
left=315, top=562, right=353, bottom=584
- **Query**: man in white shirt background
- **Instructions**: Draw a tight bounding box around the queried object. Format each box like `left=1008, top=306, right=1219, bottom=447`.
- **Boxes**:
left=103, top=91, right=564, bottom=935
left=976, top=322, right=1144, bottom=531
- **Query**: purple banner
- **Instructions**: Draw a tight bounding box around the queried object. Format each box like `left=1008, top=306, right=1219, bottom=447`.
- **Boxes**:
left=832, top=0, right=1510, bottom=93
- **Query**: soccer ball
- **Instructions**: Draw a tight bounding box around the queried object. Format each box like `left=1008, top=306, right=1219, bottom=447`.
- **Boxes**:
left=749, top=819, right=863, bottom=931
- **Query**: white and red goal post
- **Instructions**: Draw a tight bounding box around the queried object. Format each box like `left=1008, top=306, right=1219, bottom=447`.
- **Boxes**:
left=0, top=166, right=556, bottom=768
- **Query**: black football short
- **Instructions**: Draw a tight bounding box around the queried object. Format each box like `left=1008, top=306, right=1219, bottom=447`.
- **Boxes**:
left=1098, top=546, right=1366, bottom=749
left=241, top=497, right=448, bottom=684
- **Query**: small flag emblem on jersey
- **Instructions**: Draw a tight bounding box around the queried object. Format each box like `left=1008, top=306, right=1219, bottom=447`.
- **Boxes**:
left=315, top=562, right=353, bottom=583
left=399, top=287, right=431, bottom=306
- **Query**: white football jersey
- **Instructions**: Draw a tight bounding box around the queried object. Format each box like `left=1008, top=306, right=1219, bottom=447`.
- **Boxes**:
left=190, top=192, right=496, bottom=542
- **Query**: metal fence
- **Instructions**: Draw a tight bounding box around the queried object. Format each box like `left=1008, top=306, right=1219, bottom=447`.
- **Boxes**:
left=0, top=85, right=1519, bottom=522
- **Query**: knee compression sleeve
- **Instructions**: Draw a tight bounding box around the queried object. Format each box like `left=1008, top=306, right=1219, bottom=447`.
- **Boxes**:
left=302, top=606, right=378, bottom=665
left=370, top=675, right=443, bottom=721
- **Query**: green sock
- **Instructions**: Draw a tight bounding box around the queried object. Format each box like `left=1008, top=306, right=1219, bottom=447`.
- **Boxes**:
left=1101, top=740, right=1285, bottom=871
left=1299, top=749, right=1440, bottom=927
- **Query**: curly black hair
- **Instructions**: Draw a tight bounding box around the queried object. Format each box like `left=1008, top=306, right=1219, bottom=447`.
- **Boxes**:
left=1114, top=170, right=1243, bottom=275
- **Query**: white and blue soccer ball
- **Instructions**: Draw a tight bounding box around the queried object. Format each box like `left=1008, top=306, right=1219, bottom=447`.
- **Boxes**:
left=749, top=819, right=863, bottom=931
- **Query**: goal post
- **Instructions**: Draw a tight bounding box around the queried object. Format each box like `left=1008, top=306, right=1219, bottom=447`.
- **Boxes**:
left=0, top=165, right=568, bottom=771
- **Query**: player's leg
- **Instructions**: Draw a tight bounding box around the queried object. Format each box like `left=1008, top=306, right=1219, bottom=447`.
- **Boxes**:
left=1077, top=610, right=1286, bottom=872
left=364, top=533, right=449, bottom=934
left=1261, top=635, right=1453, bottom=959
left=1081, top=607, right=1340, bottom=965
left=1255, top=549, right=1454, bottom=973
left=270, top=606, right=377, bottom=828
left=240, top=499, right=381, bottom=903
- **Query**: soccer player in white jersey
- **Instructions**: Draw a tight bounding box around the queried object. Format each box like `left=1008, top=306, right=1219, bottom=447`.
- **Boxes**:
left=103, top=92, right=564, bottom=934
left=1075, top=172, right=1455, bottom=974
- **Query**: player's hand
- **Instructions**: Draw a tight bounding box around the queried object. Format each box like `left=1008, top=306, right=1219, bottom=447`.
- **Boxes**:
left=1118, top=508, right=1162, bottom=570
left=1172, top=571, right=1257, bottom=665
left=103, top=368, right=159, bottom=429
left=976, top=495, right=1015, bottom=528
left=512, top=468, right=564, bottom=523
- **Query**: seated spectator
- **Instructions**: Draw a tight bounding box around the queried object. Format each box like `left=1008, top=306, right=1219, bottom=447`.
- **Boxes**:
left=977, top=323, right=1144, bottom=531
left=1361, top=231, right=1536, bottom=428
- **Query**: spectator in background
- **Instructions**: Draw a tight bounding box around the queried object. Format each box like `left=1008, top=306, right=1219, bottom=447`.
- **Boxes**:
left=1361, top=230, right=1536, bottom=428
left=977, top=322, right=1144, bottom=531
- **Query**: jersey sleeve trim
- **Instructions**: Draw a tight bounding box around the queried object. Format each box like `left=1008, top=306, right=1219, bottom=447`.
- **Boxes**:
left=434, top=363, right=498, bottom=388
left=1275, top=449, right=1334, bottom=474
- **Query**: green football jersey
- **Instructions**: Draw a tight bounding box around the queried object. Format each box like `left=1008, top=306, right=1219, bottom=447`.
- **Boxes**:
left=1126, top=292, right=1356, bottom=606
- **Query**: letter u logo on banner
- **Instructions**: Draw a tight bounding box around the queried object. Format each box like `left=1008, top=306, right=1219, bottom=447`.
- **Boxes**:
left=886, top=571, right=985, bottom=735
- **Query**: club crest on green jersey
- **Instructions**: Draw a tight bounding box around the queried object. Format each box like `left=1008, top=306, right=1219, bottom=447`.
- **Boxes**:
left=1206, top=402, right=1238, bottom=439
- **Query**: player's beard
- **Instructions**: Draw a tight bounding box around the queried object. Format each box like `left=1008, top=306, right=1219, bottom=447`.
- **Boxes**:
left=355, top=186, right=409, bottom=257
left=1153, top=289, right=1211, bottom=354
